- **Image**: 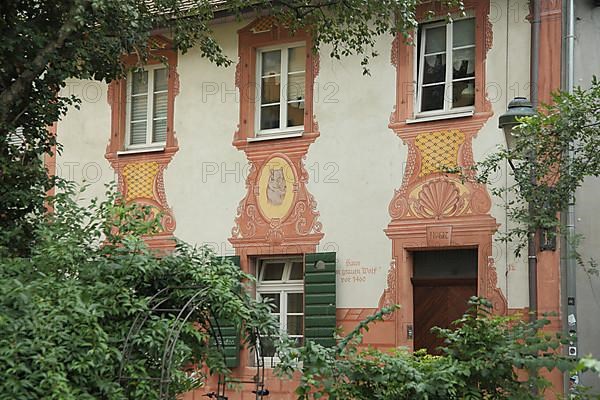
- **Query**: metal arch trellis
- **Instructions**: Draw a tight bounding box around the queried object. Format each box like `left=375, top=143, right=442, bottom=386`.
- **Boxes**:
left=118, top=285, right=270, bottom=400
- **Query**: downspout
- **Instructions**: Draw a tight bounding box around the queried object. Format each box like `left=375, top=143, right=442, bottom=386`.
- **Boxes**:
left=529, top=0, right=541, bottom=324
left=531, top=0, right=540, bottom=108
left=524, top=5, right=541, bottom=394
left=564, top=0, right=578, bottom=391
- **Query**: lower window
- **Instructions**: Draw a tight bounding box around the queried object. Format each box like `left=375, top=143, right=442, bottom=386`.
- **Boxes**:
left=256, top=257, right=304, bottom=365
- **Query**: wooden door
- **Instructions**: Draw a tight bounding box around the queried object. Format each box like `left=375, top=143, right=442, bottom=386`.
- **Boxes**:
left=412, top=249, right=478, bottom=355
left=413, top=279, right=477, bottom=354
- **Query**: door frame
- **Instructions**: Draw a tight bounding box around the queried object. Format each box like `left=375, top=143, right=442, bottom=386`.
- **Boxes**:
left=381, top=218, right=508, bottom=350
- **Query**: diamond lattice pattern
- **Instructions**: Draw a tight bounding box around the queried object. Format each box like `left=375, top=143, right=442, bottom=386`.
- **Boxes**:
left=415, top=130, right=465, bottom=177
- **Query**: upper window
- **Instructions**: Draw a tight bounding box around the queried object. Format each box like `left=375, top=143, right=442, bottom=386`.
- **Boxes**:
left=126, top=65, right=168, bottom=148
left=417, top=18, right=476, bottom=115
left=256, top=44, right=306, bottom=136
left=256, top=258, right=304, bottom=363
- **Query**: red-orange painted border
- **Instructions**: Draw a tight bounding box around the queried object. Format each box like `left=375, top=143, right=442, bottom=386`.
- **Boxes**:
left=105, top=36, right=180, bottom=250
left=383, top=0, right=508, bottom=351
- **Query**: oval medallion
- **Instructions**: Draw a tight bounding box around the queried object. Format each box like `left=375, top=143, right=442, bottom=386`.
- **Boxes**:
left=257, top=156, right=296, bottom=220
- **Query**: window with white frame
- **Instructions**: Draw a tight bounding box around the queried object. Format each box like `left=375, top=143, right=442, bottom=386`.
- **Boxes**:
left=256, top=44, right=306, bottom=135
left=417, top=18, right=476, bottom=115
left=256, top=258, right=304, bottom=362
left=126, top=65, right=168, bottom=148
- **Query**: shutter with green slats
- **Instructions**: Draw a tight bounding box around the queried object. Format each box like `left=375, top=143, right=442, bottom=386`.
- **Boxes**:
left=304, top=252, right=337, bottom=347
left=210, top=255, right=241, bottom=368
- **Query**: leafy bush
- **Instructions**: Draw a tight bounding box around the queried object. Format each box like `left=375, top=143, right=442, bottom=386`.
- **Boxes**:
left=0, top=184, right=275, bottom=400
left=277, top=298, right=590, bottom=400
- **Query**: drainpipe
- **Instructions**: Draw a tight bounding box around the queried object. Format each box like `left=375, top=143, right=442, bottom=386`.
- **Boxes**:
left=529, top=0, right=541, bottom=325
left=528, top=2, right=540, bottom=394
left=531, top=0, right=540, bottom=108
left=565, top=0, right=578, bottom=391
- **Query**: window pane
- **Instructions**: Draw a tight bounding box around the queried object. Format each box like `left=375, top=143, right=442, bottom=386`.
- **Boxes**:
left=130, top=122, right=147, bottom=145
left=453, top=48, right=475, bottom=79
left=288, top=46, right=306, bottom=73
left=261, top=75, right=281, bottom=104
left=132, top=70, right=148, bottom=95
left=262, top=50, right=281, bottom=76
left=154, top=68, right=168, bottom=91
left=131, top=95, right=148, bottom=121
left=421, top=84, right=445, bottom=112
left=260, top=293, right=281, bottom=313
left=287, top=73, right=305, bottom=101
left=453, top=19, right=475, bottom=48
left=261, top=262, right=285, bottom=281
left=152, top=90, right=168, bottom=143
left=153, top=92, right=168, bottom=118
left=425, top=26, right=446, bottom=54
left=452, top=79, right=475, bottom=108
left=287, top=293, right=304, bottom=313
left=287, top=315, right=303, bottom=336
left=152, top=119, right=167, bottom=143
left=289, top=262, right=303, bottom=280
left=422, top=54, right=446, bottom=84
left=260, top=105, right=280, bottom=130
left=287, top=102, right=304, bottom=128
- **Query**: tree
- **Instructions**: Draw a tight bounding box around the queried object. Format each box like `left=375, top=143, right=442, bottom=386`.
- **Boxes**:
left=0, top=0, right=462, bottom=256
left=0, top=184, right=276, bottom=400
left=477, top=79, right=600, bottom=258
left=276, top=299, right=582, bottom=400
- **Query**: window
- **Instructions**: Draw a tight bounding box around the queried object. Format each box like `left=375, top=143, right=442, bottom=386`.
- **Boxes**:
left=256, top=258, right=304, bottom=361
left=7, top=127, right=24, bottom=153
left=417, top=18, right=476, bottom=115
left=256, top=44, right=306, bottom=136
left=126, top=65, right=168, bottom=148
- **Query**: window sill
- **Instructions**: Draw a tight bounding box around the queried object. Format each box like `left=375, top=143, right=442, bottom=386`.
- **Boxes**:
left=406, top=110, right=474, bottom=124
left=247, top=131, right=303, bottom=143
left=117, top=145, right=165, bottom=156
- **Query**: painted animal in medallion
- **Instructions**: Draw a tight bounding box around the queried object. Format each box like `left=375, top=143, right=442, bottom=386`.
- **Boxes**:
left=267, top=167, right=286, bottom=206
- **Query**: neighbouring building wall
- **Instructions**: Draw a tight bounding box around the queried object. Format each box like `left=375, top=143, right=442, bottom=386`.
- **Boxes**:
left=573, top=0, right=600, bottom=391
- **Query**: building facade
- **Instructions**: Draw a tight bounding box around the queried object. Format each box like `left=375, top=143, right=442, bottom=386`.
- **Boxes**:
left=569, top=0, right=600, bottom=392
left=52, top=0, right=577, bottom=398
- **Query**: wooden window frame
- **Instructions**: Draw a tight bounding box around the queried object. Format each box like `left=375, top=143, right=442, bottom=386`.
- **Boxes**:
left=125, top=64, right=169, bottom=150
left=416, top=16, right=476, bottom=118
left=106, top=35, right=179, bottom=158
left=235, top=19, right=318, bottom=145
left=255, top=42, right=307, bottom=137
left=256, top=257, right=304, bottom=366
left=390, top=0, right=492, bottom=127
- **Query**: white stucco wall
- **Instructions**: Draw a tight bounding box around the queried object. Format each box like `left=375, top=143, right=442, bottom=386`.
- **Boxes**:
left=473, top=0, right=532, bottom=309
left=308, top=36, right=402, bottom=308
left=165, top=21, right=247, bottom=253
left=56, top=79, right=115, bottom=201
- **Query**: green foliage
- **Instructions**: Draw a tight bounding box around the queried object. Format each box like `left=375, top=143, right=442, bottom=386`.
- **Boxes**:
left=0, top=0, right=463, bottom=255
left=276, top=298, right=587, bottom=400
left=0, top=183, right=276, bottom=400
left=477, top=78, right=600, bottom=255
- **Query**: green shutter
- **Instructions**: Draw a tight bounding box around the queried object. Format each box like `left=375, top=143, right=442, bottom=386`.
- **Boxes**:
left=210, top=255, right=241, bottom=368
left=304, top=252, right=337, bottom=347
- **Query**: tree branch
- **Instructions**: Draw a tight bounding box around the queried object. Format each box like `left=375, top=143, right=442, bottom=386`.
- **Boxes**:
left=0, top=0, right=90, bottom=123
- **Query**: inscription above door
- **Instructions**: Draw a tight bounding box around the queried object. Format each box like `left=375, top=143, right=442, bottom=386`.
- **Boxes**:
left=426, top=226, right=452, bottom=246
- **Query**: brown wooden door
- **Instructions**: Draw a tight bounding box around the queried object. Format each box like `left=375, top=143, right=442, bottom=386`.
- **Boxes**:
left=413, top=278, right=476, bottom=354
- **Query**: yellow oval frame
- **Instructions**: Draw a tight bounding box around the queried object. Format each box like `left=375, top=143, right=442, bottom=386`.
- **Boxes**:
left=257, top=156, right=296, bottom=220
